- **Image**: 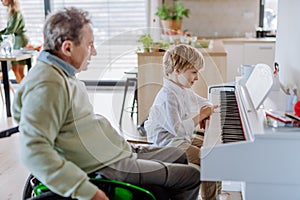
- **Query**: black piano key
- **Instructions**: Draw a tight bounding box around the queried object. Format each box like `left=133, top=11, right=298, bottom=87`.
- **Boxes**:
left=223, top=132, right=244, bottom=137
left=223, top=138, right=244, bottom=143
left=222, top=134, right=243, bottom=138
left=222, top=127, right=243, bottom=131
left=222, top=137, right=245, bottom=141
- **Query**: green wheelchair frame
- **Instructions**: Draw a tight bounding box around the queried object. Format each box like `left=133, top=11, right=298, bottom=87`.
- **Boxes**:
left=1, top=127, right=170, bottom=200
left=23, top=174, right=159, bottom=200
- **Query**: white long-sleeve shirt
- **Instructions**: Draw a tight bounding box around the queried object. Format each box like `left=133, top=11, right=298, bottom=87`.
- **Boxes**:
left=144, top=78, right=212, bottom=147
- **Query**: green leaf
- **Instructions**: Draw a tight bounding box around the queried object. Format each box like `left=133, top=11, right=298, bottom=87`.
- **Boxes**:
left=155, top=2, right=190, bottom=21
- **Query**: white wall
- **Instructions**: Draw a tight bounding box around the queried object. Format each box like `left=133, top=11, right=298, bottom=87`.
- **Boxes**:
left=275, top=0, right=300, bottom=98
left=152, top=0, right=259, bottom=38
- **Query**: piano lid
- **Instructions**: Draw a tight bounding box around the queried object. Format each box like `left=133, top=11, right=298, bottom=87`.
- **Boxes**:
left=245, top=63, right=274, bottom=110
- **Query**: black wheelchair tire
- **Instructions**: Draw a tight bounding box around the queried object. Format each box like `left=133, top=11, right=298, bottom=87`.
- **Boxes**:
left=22, top=174, right=34, bottom=199
left=28, top=191, right=72, bottom=200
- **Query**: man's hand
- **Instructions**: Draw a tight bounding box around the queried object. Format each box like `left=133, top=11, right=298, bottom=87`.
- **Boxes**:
left=91, top=189, right=109, bottom=200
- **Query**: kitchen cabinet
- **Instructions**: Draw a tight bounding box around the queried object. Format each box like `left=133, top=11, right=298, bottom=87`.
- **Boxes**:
left=223, top=38, right=276, bottom=82
left=244, top=43, right=275, bottom=66
left=223, top=43, right=244, bottom=82
left=137, top=40, right=227, bottom=123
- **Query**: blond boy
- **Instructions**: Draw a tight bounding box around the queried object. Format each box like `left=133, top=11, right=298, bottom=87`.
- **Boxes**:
left=145, top=44, right=220, bottom=200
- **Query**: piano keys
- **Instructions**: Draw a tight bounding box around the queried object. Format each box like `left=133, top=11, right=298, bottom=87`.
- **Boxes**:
left=220, top=90, right=246, bottom=143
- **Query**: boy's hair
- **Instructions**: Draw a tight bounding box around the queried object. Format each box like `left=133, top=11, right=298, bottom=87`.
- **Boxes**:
left=163, top=44, right=204, bottom=76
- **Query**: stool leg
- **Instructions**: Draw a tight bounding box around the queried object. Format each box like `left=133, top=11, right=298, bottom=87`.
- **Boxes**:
left=119, top=79, right=130, bottom=127
left=131, top=80, right=138, bottom=119
left=0, top=84, right=4, bottom=103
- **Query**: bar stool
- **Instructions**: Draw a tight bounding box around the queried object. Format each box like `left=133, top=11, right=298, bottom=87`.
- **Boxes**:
left=119, top=71, right=138, bottom=127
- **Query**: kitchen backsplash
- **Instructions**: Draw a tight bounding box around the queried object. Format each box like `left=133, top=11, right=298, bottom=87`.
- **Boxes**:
left=156, top=0, right=259, bottom=38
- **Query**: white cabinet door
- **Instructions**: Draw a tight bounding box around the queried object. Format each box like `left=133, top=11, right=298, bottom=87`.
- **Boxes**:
left=244, top=43, right=275, bottom=67
left=224, top=43, right=244, bottom=82
left=224, top=41, right=275, bottom=82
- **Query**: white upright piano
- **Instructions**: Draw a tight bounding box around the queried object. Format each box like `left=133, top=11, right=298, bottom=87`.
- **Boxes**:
left=201, top=64, right=300, bottom=200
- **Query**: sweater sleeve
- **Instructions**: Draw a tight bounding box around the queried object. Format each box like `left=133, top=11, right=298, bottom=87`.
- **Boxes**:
left=15, top=82, right=98, bottom=200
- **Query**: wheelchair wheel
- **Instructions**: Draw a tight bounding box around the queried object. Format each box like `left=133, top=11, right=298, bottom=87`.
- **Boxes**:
left=22, top=174, right=35, bottom=199
left=22, top=174, right=70, bottom=200
left=22, top=174, right=168, bottom=200
left=28, top=192, right=72, bottom=200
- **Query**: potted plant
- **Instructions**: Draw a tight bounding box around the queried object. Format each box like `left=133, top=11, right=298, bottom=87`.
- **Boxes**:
left=137, top=34, right=153, bottom=52
left=155, top=1, right=190, bottom=35
left=150, top=41, right=170, bottom=52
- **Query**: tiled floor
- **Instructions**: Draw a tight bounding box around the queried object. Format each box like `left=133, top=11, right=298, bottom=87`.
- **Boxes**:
left=0, top=84, right=242, bottom=200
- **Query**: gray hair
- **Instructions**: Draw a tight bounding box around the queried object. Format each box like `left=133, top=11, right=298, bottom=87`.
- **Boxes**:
left=43, top=7, right=91, bottom=54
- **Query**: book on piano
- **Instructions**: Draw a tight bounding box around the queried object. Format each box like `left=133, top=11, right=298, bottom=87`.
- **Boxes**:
left=285, top=112, right=300, bottom=122
left=265, top=110, right=300, bottom=127
left=265, top=110, right=292, bottom=124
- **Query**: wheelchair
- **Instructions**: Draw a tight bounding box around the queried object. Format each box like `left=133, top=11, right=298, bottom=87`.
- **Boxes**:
left=1, top=126, right=170, bottom=200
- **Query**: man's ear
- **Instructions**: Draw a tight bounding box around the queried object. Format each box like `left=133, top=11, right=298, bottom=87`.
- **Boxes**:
left=61, top=40, right=73, bottom=56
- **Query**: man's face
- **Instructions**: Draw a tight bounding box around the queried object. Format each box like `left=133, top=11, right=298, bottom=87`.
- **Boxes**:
left=70, top=24, right=97, bottom=71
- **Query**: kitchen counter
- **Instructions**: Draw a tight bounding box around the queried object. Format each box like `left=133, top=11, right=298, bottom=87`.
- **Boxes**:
left=222, top=37, right=276, bottom=43
left=137, top=38, right=275, bottom=58
left=137, top=39, right=227, bottom=57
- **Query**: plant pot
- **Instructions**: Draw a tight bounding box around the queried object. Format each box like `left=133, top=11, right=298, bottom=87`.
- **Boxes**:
left=161, top=20, right=182, bottom=34
left=150, top=44, right=160, bottom=52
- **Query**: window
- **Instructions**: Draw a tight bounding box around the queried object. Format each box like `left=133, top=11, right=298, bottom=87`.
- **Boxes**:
left=0, top=1, right=44, bottom=45
left=0, top=0, right=148, bottom=83
left=51, top=1, right=147, bottom=82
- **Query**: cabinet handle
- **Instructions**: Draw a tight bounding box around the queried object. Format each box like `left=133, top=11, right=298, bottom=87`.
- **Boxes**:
left=259, top=46, right=273, bottom=50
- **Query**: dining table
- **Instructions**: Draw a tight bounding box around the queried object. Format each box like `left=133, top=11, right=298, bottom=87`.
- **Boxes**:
left=0, top=50, right=33, bottom=117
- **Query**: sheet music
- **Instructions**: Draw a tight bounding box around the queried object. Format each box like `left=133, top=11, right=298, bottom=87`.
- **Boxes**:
left=245, top=63, right=274, bottom=110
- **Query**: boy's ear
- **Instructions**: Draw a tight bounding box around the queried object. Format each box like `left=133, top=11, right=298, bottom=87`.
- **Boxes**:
left=174, top=68, right=181, bottom=74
